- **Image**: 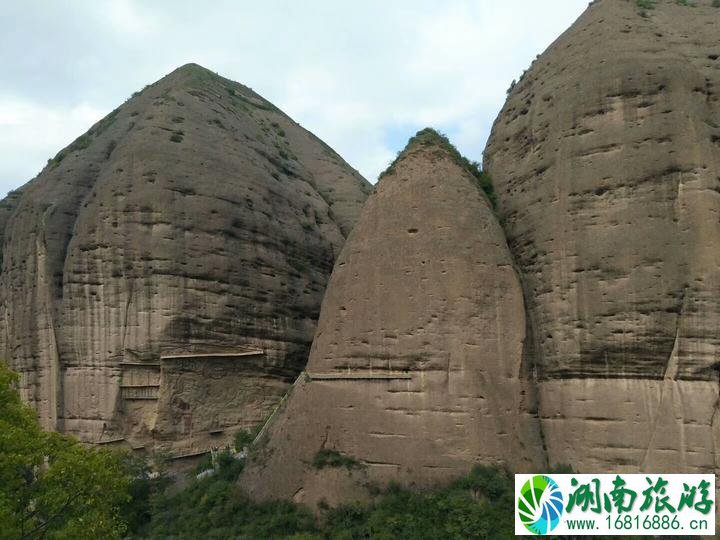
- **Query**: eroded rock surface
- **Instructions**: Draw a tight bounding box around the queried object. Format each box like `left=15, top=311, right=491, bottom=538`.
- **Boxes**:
left=241, top=130, right=545, bottom=506
left=0, top=63, right=371, bottom=455
left=484, top=0, right=720, bottom=476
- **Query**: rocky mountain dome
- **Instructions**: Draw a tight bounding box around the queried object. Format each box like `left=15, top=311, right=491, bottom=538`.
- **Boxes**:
left=0, top=63, right=371, bottom=455
left=484, top=0, right=720, bottom=482
left=240, top=129, right=545, bottom=506
left=243, top=0, right=720, bottom=514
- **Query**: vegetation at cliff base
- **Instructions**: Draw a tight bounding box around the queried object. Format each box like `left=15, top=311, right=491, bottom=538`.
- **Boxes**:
left=312, top=448, right=364, bottom=470
left=1, top=361, right=518, bottom=538
left=140, top=458, right=516, bottom=539
left=234, top=424, right=261, bottom=449
left=0, top=362, right=132, bottom=539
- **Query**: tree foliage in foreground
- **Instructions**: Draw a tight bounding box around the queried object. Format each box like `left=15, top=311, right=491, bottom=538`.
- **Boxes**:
left=0, top=362, right=130, bottom=539
left=141, top=458, right=515, bottom=539
left=2, top=360, right=522, bottom=539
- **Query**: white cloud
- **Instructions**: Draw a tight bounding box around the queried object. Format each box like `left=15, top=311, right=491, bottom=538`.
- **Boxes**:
left=0, top=97, right=106, bottom=192
left=100, top=0, right=158, bottom=36
left=0, top=0, right=590, bottom=192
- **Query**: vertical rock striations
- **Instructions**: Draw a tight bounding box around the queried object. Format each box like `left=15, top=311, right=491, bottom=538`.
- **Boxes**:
left=0, top=63, right=371, bottom=454
left=241, top=129, right=545, bottom=506
left=484, top=0, right=720, bottom=475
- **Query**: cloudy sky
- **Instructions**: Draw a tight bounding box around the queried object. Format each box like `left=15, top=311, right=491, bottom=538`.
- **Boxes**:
left=0, top=1, right=589, bottom=195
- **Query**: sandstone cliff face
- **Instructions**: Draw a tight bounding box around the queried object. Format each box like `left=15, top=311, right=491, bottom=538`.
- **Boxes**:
left=0, top=64, right=371, bottom=454
left=484, top=0, right=720, bottom=475
left=241, top=130, right=545, bottom=506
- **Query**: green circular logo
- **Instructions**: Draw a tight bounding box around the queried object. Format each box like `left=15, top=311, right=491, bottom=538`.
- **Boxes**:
left=518, top=475, right=564, bottom=535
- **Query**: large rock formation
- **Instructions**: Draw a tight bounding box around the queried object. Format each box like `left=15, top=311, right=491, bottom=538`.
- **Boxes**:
left=484, top=0, right=720, bottom=476
left=0, top=63, right=371, bottom=455
left=241, top=129, right=546, bottom=506
left=243, top=0, right=720, bottom=511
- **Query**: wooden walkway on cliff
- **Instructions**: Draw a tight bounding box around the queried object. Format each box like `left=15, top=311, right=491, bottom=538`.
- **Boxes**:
left=159, top=349, right=264, bottom=360
left=305, top=371, right=412, bottom=380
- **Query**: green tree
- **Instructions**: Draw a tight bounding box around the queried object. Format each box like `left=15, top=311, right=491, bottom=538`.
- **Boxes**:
left=119, top=454, right=171, bottom=536
left=0, top=362, right=130, bottom=539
